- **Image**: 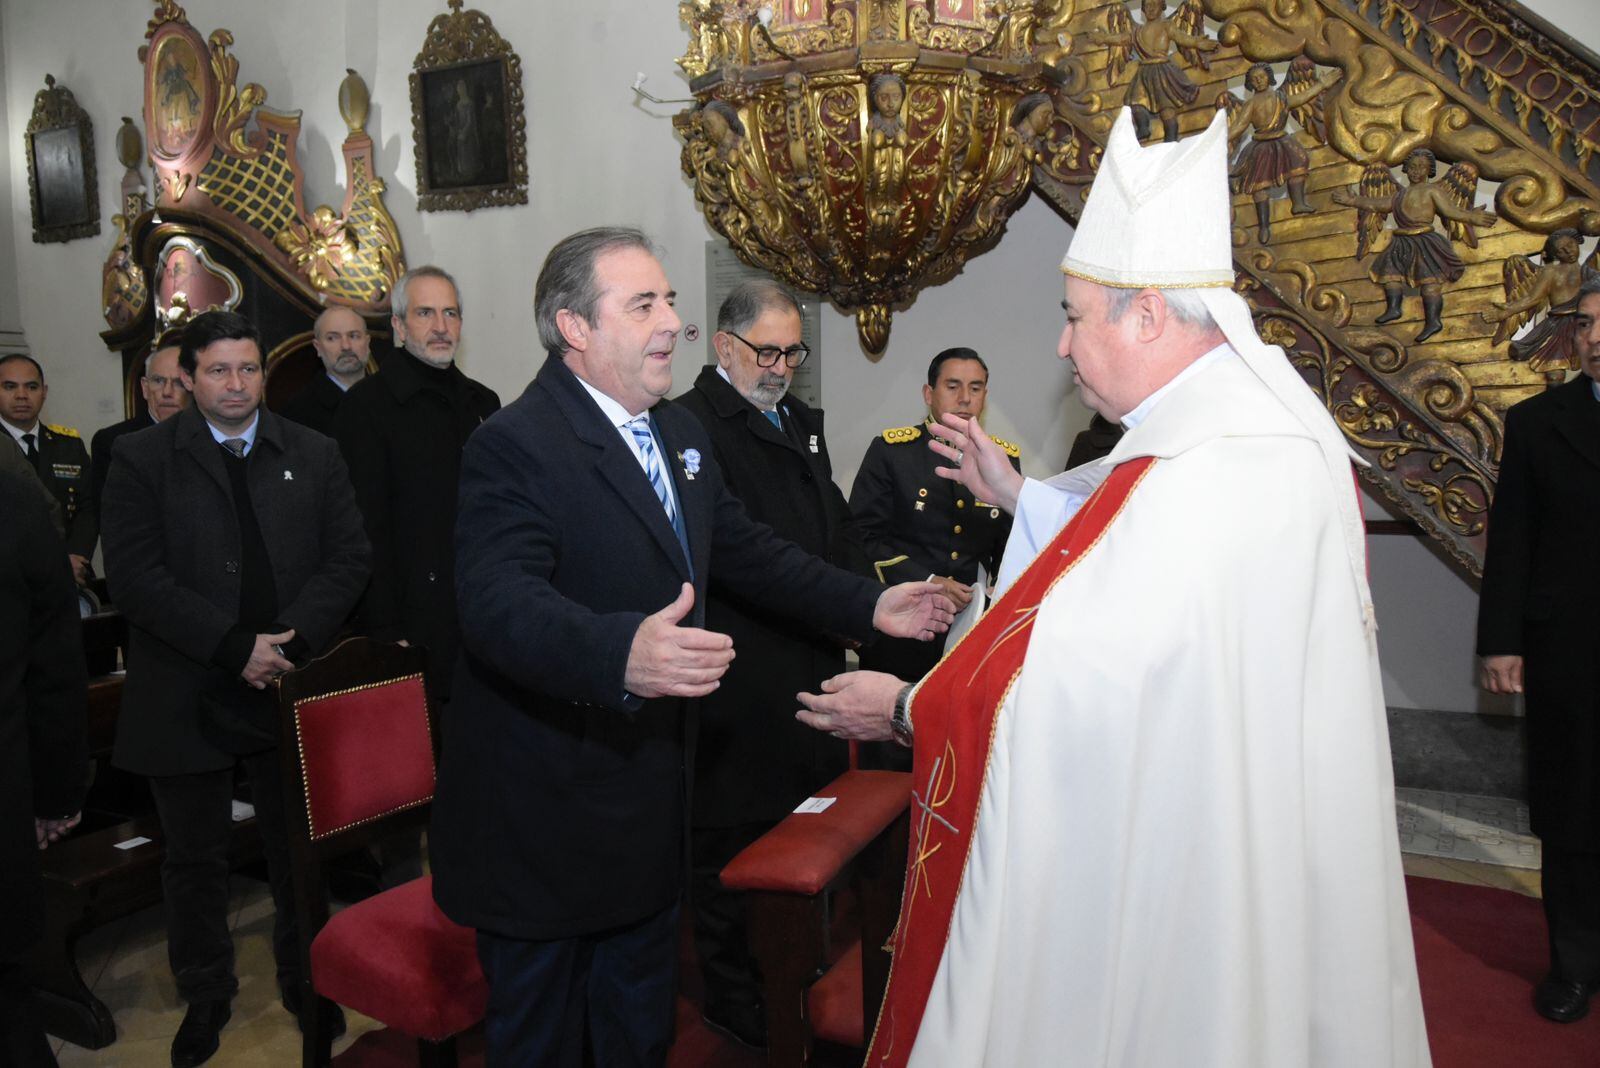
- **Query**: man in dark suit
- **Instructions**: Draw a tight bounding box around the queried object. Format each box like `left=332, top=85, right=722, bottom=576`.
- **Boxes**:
left=279, top=306, right=370, bottom=435
left=431, top=228, right=952, bottom=1067
left=334, top=267, right=500, bottom=701
left=0, top=472, right=87, bottom=1068
left=1, top=354, right=97, bottom=583
left=89, top=334, right=190, bottom=524
left=102, top=310, right=370, bottom=1066
left=1478, top=276, right=1600, bottom=1024
left=674, top=279, right=858, bottom=1045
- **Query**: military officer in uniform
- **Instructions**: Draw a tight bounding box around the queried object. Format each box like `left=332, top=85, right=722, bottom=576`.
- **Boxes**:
left=849, top=347, right=1020, bottom=694
left=1, top=354, right=96, bottom=584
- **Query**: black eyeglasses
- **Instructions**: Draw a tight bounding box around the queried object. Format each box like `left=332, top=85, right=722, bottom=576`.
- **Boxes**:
left=727, top=330, right=810, bottom=368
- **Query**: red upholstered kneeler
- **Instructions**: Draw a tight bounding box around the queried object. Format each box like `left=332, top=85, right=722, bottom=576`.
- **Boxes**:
left=720, top=769, right=912, bottom=1065
left=279, top=638, right=487, bottom=1068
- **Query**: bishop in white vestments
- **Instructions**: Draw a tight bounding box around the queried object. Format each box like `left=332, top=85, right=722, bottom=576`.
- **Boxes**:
left=803, top=108, right=1431, bottom=1067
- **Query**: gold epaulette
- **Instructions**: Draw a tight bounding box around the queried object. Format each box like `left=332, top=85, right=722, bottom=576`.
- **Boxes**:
left=990, top=435, right=1020, bottom=458
left=45, top=422, right=80, bottom=439
left=881, top=425, right=922, bottom=445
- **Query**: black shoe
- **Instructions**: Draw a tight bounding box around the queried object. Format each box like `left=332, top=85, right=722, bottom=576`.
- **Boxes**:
left=1534, top=975, right=1597, bottom=1023
left=171, top=999, right=231, bottom=1068
left=281, top=984, right=347, bottom=1039
left=701, top=1001, right=767, bottom=1049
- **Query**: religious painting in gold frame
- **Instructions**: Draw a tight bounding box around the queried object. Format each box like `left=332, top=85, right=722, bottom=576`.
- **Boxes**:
left=25, top=75, right=99, bottom=244
left=409, top=0, right=528, bottom=213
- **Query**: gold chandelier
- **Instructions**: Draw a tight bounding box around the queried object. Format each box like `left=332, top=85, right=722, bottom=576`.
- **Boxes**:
left=675, top=1, right=1068, bottom=354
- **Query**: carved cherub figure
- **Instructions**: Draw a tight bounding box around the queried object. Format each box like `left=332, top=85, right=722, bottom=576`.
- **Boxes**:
left=1332, top=149, right=1496, bottom=343
left=698, top=99, right=745, bottom=162
left=1483, top=228, right=1600, bottom=373
left=1223, top=60, right=1339, bottom=243
left=1089, top=0, right=1218, bottom=142
left=1012, top=93, right=1057, bottom=165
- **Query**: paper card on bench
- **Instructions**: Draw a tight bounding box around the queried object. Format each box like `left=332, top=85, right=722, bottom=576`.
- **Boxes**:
left=115, top=836, right=154, bottom=850
left=231, top=800, right=255, bottom=822
left=794, top=796, right=836, bottom=814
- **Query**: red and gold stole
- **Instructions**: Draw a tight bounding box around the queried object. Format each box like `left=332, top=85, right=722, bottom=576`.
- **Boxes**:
left=866, top=456, right=1156, bottom=1067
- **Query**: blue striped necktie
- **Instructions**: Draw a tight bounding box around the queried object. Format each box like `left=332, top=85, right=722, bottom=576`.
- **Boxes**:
left=625, top=415, right=676, bottom=524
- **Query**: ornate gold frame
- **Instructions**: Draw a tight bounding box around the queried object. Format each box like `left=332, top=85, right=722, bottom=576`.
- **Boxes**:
left=409, top=0, right=528, bottom=213
left=25, top=74, right=99, bottom=244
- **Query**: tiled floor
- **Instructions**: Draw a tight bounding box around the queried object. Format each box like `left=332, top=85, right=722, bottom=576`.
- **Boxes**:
left=46, top=795, right=1544, bottom=1066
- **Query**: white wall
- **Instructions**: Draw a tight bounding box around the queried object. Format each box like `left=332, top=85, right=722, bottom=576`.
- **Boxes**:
left=3, top=0, right=1594, bottom=711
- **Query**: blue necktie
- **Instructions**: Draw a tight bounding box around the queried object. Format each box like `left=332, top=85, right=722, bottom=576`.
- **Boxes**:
left=762, top=409, right=781, bottom=430
left=626, top=416, right=676, bottom=524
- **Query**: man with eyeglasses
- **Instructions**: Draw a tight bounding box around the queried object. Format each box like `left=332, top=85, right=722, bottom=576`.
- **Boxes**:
left=674, top=279, right=858, bottom=1046
left=90, top=332, right=191, bottom=535
left=280, top=306, right=370, bottom=435
left=848, top=347, right=1021, bottom=742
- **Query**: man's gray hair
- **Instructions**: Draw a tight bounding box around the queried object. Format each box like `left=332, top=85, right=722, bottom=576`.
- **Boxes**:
left=717, top=279, right=802, bottom=335
left=392, top=265, right=462, bottom=318
left=535, top=227, right=659, bottom=357
left=1103, top=286, right=1217, bottom=331
left=1581, top=273, right=1600, bottom=300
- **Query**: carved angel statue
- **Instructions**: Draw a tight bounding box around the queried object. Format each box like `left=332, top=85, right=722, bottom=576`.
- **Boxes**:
left=697, top=99, right=745, bottom=163
left=1088, top=0, right=1218, bottom=142
left=1483, top=228, right=1600, bottom=373
left=1013, top=93, right=1058, bottom=166
left=1331, top=149, right=1496, bottom=343
left=1222, top=60, right=1339, bottom=243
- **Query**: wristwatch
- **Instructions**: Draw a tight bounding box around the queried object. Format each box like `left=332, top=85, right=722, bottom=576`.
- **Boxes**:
left=891, top=683, right=915, bottom=748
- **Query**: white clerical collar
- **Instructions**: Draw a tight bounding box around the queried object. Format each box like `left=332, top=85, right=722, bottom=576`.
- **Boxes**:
left=1120, top=343, right=1236, bottom=430
left=1, top=416, right=40, bottom=445
left=204, top=411, right=260, bottom=453
left=574, top=372, right=642, bottom=430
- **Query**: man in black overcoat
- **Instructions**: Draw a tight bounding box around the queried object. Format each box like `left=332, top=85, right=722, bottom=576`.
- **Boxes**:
left=89, top=336, right=190, bottom=526
left=0, top=472, right=87, bottom=1068
left=102, top=311, right=371, bottom=1066
left=279, top=306, right=371, bottom=435
left=1479, top=277, right=1600, bottom=1023
left=674, top=279, right=859, bottom=1044
left=333, top=267, right=499, bottom=700
left=430, top=228, right=952, bottom=1067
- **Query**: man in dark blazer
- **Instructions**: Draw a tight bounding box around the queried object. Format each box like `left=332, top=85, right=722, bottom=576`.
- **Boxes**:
left=89, top=336, right=190, bottom=525
left=0, top=472, right=87, bottom=1068
left=333, top=267, right=500, bottom=701
left=279, top=306, right=370, bottom=435
left=674, top=280, right=859, bottom=1045
left=1478, top=277, right=1600, bottom=1024
left=431, top=228, right=951, bottom=1067
left=102, top=310, right=370, bottom=1067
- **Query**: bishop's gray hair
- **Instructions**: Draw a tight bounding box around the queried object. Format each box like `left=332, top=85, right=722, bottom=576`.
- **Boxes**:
left=1103, top=286, right=1218, bottom=332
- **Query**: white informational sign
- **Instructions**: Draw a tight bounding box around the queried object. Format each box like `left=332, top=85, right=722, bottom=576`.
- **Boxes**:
left=704, top=241, right=823, bottom=407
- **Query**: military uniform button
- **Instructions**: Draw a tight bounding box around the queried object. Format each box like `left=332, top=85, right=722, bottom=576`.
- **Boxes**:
left=950, top=551, right=959, bottom=560
left=954, top=525, right=962, bottom=534
left=956, top=499, right=965, bottom=509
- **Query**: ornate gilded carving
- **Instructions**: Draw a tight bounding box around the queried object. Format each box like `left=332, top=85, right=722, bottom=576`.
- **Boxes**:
left=24, top=74, right=99, bottom=244
left=1223, top=59, right=1337, bottom=242
left=1090, top=0, right=1218, bottom=141
left=1484, top=230, right=1599, bottom=381
left=273, top=207, right=352, bottom=292
left=409, top=0, right=530, bottom=213
left=678, top=1, right=1049, bottom=353
left=101, top=212, right=148, bottom=331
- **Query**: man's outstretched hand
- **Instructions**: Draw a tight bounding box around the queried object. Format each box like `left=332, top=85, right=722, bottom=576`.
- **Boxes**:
left=927, top=413, right=1023, bottom=515
left=796, top=670, right=905, bottom=742
left=874, top=581, right=956, bottom=641
left=624, top=583, right=736, bottom=699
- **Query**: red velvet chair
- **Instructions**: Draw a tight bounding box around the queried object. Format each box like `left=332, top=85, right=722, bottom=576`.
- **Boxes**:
left=277, top=637, right=487, bottom=1067
left=719, top=768, right=912, bottom=1066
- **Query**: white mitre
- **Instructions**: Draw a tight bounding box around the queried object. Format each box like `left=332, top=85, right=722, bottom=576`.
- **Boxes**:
left=1063, top=107, right=1376, bottom=631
